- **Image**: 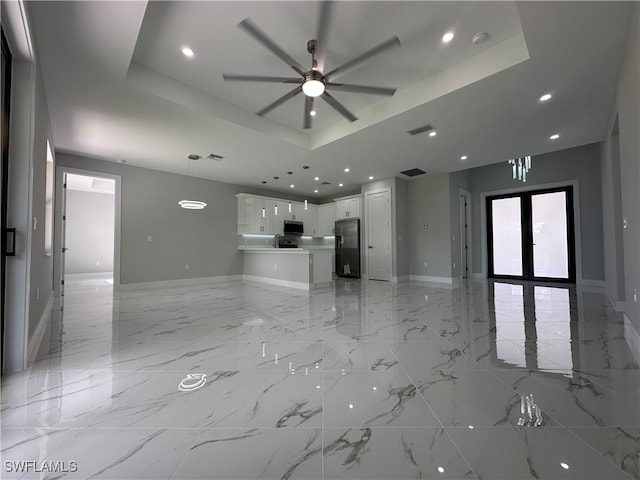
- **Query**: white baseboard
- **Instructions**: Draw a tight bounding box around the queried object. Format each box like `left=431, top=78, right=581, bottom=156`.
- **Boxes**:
left=27, top=293, right=54, bottom=366
left=623, top=313, right=640, bottom=364
left=577, top=279, right=606, bottom=288
left=243, top=274, right=310, bottom=291
left=392, top=275, right=410, bottom=283
left=409, top=274, right=454, bottom=285
left=117, top=275, right=243, bottom=291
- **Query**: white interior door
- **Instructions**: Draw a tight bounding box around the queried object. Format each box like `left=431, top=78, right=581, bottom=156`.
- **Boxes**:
left=366, top=189, right=391, bottom=281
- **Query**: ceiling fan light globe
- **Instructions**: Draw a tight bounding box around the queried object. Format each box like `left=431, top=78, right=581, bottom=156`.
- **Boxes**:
left=303, top=79, right=325, bottom=97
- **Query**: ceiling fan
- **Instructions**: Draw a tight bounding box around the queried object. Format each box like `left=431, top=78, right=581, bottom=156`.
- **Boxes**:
left=222, top=2, right=400, bottom=129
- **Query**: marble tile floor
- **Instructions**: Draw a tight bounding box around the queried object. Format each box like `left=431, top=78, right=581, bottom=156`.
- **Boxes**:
left=1, top=275, right=638, bottom=480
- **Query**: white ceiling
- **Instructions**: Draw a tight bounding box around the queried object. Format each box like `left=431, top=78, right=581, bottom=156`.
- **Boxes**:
left=28, top=1, right=633, bottom=199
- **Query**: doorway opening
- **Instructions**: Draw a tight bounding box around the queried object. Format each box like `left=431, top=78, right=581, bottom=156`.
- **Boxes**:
left=487, top=186, right=576, bottom=282
left=55, top=168, right=121, bottom=301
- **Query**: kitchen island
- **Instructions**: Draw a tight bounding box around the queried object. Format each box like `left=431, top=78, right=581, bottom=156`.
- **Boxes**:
left=239, top=246, right=332, bottom=290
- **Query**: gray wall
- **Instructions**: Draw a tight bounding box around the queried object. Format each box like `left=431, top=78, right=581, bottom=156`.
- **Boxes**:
left=394, top=177, right=410, bottom=278
left=468, top=142, right=605, bottom=282
left=407, top=174, right=452, bottom=279
left=56, top=153, right=285, bottom=285
left=602, top=5, right=639, bottom=335
left=27, top=56, right=55, bottom=340
left=65, top=190, right=115, bottom=274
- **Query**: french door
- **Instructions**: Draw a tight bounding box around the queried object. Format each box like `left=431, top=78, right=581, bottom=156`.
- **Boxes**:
left=487, top=186, right=576, bottom=282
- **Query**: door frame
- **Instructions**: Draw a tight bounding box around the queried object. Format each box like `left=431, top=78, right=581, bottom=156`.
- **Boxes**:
left=480, top=180, right=582, bottom=283
left=364, top=187, right=392, bottom=282
left=459, top=189, right=472, bottom=279
left=1, top=28, right=12, bottom=373
left=54, top=167, right=122, bottom=296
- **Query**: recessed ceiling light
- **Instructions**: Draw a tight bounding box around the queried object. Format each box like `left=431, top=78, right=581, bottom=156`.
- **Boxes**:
left=339, top=183, right=344, bottom=187
left=344, top=168, right=350, bottom=172
left=539, top=93, right=552, bottom=102
left=442, top=32, right=454, bottom=43
left=550, top=134, right=560, bottom=140
left=437, top=466, right=445, bottom=473
left=290, top=184, right=295, bottom=188
left=314, top=176, right=319, bottom=181
left=460, top=155, right=468, bottom=160
left=560, top=463, right=570, bottom=470
left=310, top=110, right=316, bottom=116
left=369, top=176, right=374, bottom=180
left=314, top=189, right=318, bottom=193
left=429, top=130, right=437, bottom=137
left=182, top=47, right=194, bottom=58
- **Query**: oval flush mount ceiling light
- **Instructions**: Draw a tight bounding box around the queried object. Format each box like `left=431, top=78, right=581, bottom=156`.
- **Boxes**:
left=179, top=200, right=207, bottom=210
left=182, top=47, right=194, bottom=58
left=539, top=93, right=552, bottom=102
left=442, top=31, right=455, bottom=43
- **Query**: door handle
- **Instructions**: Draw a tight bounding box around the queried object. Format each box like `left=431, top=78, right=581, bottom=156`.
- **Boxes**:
left=368, top=245, right=373, bottom=249
left=62, top=247, right=69, bottom=252
left=5, top=228, right=16, bottom=256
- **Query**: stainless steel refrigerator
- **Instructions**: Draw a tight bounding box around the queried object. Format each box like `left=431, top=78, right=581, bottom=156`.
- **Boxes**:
left=335, top=218, right=360, bottom=278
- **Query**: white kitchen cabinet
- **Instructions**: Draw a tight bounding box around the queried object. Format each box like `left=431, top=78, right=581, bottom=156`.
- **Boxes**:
left=318, top=203, right=336, bottom=236
left=301, top=203, right=319, bottom=235
left=237, top=194, right=279, bottom=234
left=238, top=194, right=325, bottom=236
left=335, top=195, right=361, bottom=219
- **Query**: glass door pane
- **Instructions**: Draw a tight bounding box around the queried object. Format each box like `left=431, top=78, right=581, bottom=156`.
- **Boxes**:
left=491, top=197, right=523, bottom=276
left=531, top=191, right=569, bottom=279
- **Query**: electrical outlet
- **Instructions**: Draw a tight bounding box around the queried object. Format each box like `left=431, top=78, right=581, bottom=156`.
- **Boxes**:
left=634, top=289, right=638, bottom=304
left=423, top=261, right=428, bottom=268
left=36, top=288, right=40, bottom=300
left=96, top=261, right=100, bottom=266
left=274, top=263, right=277, bottom=271
left=185, top=264, right=190, bottom=270
left=453, top=262, right=456, bottom=269
left=147, top=236, right=152, bottom=242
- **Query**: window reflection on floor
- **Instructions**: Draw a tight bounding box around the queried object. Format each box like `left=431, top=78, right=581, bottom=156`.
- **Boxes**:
left=534, top=286, right=573, bottom=373
left=493, top=282, right=573, bottom=373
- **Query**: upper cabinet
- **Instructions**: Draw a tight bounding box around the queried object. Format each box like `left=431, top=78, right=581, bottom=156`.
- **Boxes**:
left=237, top=194, right=322, bottom=236
left=335, top=195, right=361, bottom=219
left=318, top=203, right=336, bottom=235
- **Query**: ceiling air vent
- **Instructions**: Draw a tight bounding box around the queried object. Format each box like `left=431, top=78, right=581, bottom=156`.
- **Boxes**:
left=400, top=168, right=427, bottom=177
left=187, top=154, right=201, bottom=160
left=406, top=124, right=433, bottom=136
left=207, top=153, right=224, bottom=160
left=320, top=181, right=331, bottom=185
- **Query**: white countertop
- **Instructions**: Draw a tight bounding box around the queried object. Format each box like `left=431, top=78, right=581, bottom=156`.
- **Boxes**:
left=238, top=245, right=333, bottom=251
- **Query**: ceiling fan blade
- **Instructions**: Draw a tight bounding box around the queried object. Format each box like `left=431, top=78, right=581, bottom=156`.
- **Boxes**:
left=223, top=74, right=301, bottom=84
left=321, top=91, right=357, bottom=122
left=304, top=96, right=314, bottom=129
left=314, top=1, right=334, bottom=72
left=239, top=18, right=306, bottom=76
left=257, top=85, right=303, bottom=117
left=325, top=36, right=400, bottom=80
left=327, top=83, right=396, bottom=96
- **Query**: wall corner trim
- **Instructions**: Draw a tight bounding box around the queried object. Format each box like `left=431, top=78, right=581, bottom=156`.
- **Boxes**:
left=27, top=293, right=54, bottom=367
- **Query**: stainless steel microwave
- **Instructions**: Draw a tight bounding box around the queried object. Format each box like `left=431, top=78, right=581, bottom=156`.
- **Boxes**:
left=283, top=220, right=304, bottom=235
